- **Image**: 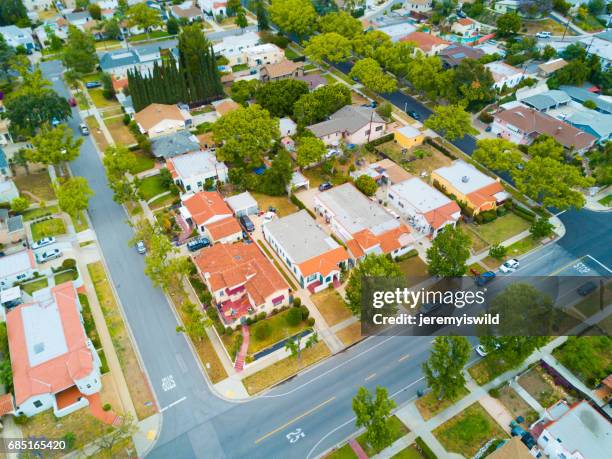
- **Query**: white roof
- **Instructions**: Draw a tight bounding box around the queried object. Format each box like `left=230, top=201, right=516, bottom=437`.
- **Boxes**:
left=279, top=117, right=296, bottom=133
left=171, top=150, right=226, bottom=179
left=434, top=160, right=496, bottom=195
left=289, top=171, right=309, bottom=188
left=0, top=286, right=21, bottom=303
left=396, top=125, right=421, bottom=139
left=245, top=43, right=282, bottom=56
left=579, top=36, right=612, bottom=62
left=23, top=292, right=69, bottom=367
left=378, top=23, right=417, bottom=41
left=390, top=178, right=454, bottom=213
left=225, top=191, right=258, bottom=212
left=0, top=250, right=35, bottom=280
left=213, top=31, right=259, bottom=53
left=485, top=61, right=522, bottom=81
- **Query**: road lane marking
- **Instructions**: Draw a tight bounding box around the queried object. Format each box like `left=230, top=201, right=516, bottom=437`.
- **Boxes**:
left=548, top=256, right=586, bottom=276
left=554, top=210, right=566, bottom=217
left=254, top=397, right=336, bottom=444
left=398, top=354, right=410, bottom=362
left=586, top=255, right=612, bottom=274
left=160, top=396, right=186, bottom=412
left=365, top=373, right=376, bottom=381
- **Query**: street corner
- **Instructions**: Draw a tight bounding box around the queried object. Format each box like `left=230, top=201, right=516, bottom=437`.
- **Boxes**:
left=213, top=377, right=250, bottom=401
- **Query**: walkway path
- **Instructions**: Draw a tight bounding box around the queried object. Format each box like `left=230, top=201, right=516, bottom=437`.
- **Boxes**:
left=349, top=439, right=369, bottom=459
left=234, top=325, right=250, bottom=372
left=584, top=186, right=611, bottom=212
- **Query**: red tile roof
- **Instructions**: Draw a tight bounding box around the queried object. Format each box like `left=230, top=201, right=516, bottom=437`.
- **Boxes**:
left=423, top=201, right=461, bottom=230
left=7, top=283, right=94, bottom=406
left=457, top=18, right=474, bottom=26
left=401, top=32, right=449, bottom=52
left=206, top=217, right=242, bottom=241
left=182, top=191, right=232, bottom=226
left=297, top=246, right=349, bottom=277
left=347, top=225, right=413, bottom=258
left=467, top=182, right=505, bottom=208
left=0, top=394, right=14, bottom=416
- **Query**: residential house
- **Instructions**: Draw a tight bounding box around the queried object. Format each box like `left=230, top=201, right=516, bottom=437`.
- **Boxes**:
left=34, top=19, right=69, bottom=47
left=438, top=44, right=485, bottom=68
left=432, top=160, right=509, bottom=214
left=0, top=147, right=11, bottom=178
left=494, top=0, right=519, bottom=13
left=404, top=0, right=433, bottom=12
left=225, top=191, right=259, bottom=217
left=0, top=179, right=20, bottom=203
left=280, top=117, right=297, bottom=137
left=193, top=242, right=289, bottom=325
left=0, top=250, right=37, bottom=289
left=377, top=23, right=417, bottom=42
left=179, top=191, right=242, bottom=243
left=388, top=178, right=461, bottom=237
left=485, top=61, right=524, bottom=90
left=565, top=109, right=612, bottom=144
left=244, top=43, right=285, bottom=68
left=63, top=10, right=92, bottom=27
left=171, top=2, right=204, bottom=22
left=7, top=283, right=102, bottom=418
left=212, top=98, right=240, bottom=117
left=401, top=31, right=449, bottom=56
left=521, top=90, right=571, bottom=113
left=351, top=158, right=413, bottom=187
left=578, top=35, right=611, bottom=70
left=535, top=400, right=611, bottom=459
left=451, top=18, right=478, bottom=37
left=151, top=131, right=201, bottom=159
left=296, top=73, right=327, bottom=91
left=263, top=210, right=348, bottom=292
left=487, top=437, right=533, bottom=459
left=167, top=150, right=228, bottom=193
left=492, top=104, right=596, bottom=152
left=307, top=105, right=387, bottom=146
left=134, top=103, right=193, bottom=138
left=260, top=60, right=304, bottom=82
left=314, top=183, right=414, bottom=261
left=0, top=25, right=36, bottom=52
left=213, top=32, right=260, bottom=67
left=201, top=0, right=227, bottom=16
left=99, top=41, right=178, bottom=79
left=394, top=125, right=424, bottom=149
left=0, top=209, right=25, bottom=246
left=560, top=85, right=612, bottom=114
left=536, top=58, right=568, bottom=78
left=288, top=171, right=309, bottom=193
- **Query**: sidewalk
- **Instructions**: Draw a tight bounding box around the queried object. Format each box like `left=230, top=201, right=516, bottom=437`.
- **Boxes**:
left=466, top=229, right=531, bottom=265
left=584, top=186, right=611, bottom=212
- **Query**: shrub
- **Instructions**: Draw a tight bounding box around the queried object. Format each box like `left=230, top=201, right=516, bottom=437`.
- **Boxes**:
left=395, top=249, right=418, bottom=261
left=257, top=311, right=266, bottom=321
left=488, top=387, right=500, bottom=398
left=122, top=114, right=131, bottom=125
left=530, top=217, right=554, bottom=238
left=286, top=307, right=302, bottom=326
left=475, top=209, right=497, bottom=224
left=62, top=432, right=76, bottom=450
left=299, top=305, right=310, bottom=320
left=355, top=174, right=377, bottom=196
left=415, top=437, right=437, bottom=459
left=489, top=244, right=507, bottom=260
left=254, top=322, right=271, bottom=341
left=224, top=327, right=232, bottom=336
left=102, top=403, right=112, bottom=411
left=307, top=317, right=315, bottom=326
left=231, top=334, right=243, bottom=359
left=292, top=297, right=302, bottom=308
left=14, top=414, right=29, bottom=425
left=62, top=258, right=77, bottom=270
left=478, top=111, right=494, bottom=123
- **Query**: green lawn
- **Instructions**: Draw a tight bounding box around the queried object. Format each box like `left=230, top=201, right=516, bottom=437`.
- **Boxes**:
left=598, top=194, right=612, bottom=206
left=130, top=150, right=156, bottom=174
left=81, top=72, right=103, bottom=83
left=396, top=256, right=429, bottom=282
left=14, top=171, right=56, bottom=201
left=326, top=444, right=357, bottom=459
left=88, top=88, right=118, bottom=108
left=357, top=416, right=409, bottom=456
left=128, top=30, right=172, bottom=42
left=468, top=355, right=515, bottom=385
left=20, top=277, right=49, bottom=295
left=433, top=403, right=507, bottom=457
left=232, top=64, right=249, bottom=72
left=55, top=269, right=79, bottom=285
left=553, top=336, right=612, bottom=388
left=251, top=192, right=299, bottom=217
left=31, top=218, right=67, bottom=240
left=505, top=236, right=541, bottom=258
left=391, top=445, right=426, bottom=459
left=245, top=308, right=310, bottom=355
left=71, top=212, right=89, bottom=233
left=416, top=386, right=469, bottom=421
left=21, top=205, right=59, bottom=221
left=284, top=48, right=301, bottom=60
left=468, top=213, right=530, bottom=245
left=137, top=175, right=170, bottom=201
left=148, top=193, right=179, bottom=211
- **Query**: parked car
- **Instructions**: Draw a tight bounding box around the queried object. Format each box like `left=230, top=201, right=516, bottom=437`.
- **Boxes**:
left=499, top=259, right=519, bottom=273
left=136, top=241, right=146, bottom=254
left=475, top=343, right=500, bottom=357
left=187, top=237, right=211, bottom=252
left=456, top=9, right=467, bottom=18
left=36, top=248, right=62, bottom=263
left=418, top=302, right=442, bottom=315
left=475, top=270, right=496, bottom=287
left=536, top=31, right=552, bottom=39
left=51, top=117, right=60, bottom=127
left=577, top=281, right=597, bottom=296
left=31, top=237, right=56, bottom=250
left=85, top=81, right=101, bottom=88
left=319, top=182, right=333, bottom=191
left=68, top=97, right=77, bottom=107
left=239, top=215, right=255, bottom=233
left=79, top=123, right=90, bottom=135
left=408, top=110, right=420, bottom=120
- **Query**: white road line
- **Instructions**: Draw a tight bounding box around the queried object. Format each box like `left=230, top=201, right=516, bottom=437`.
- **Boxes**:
left=554, top=210, right=567, bottom=217
left=160, top=396, right=187, bottom=412
left=586, top=255, right=612, bottom=274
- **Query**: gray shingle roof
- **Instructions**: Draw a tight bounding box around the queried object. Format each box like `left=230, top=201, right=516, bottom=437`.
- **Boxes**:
left=560, top=85, right=612, bottom=114
left=521, top=90, right=571, bottom=111
left=99, top=49, right=139, bottom=71
left=308, top=106, right=384, bottom=138
left=151, top=131, right=200, bottom=159
left=566, top=109, right=612, bottom=140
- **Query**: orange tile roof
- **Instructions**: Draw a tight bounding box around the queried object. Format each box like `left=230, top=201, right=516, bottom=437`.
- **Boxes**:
left=206, top=217, right=242, bottom=241
left=215, top=99, right=240, bottom=116
left=134, top=103, right=187, bottom=132
left=7, top=283, right=94, bottom=406
left=346, top=238, right=364, bottom=259
left=0, top=394, right=14, bottom=416
left=194, top=242, right=288, bottom=307
left=457, top=18, right=474, bottom=26
left=182, top=191, right=232, bottom=226
left=401, top=32, right=449, bottom=52
left=423, top=200, right=461, bottom=230
left=467, top=181, right=504, bottom=208
left=348, top=225, right=412, bottom=258
left=297, top=246, right=349, bottom=278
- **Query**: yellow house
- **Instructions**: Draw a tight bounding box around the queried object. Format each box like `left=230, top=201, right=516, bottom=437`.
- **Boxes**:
left=394, top=125, right=425, bottom=149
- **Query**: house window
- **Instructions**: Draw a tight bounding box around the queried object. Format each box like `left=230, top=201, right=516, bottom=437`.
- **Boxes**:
left=33, top=400, right=43, bottom=408
left=398, top=202, right=404, bottom=208
left=375, top=126, right=383, bottom=131
left=87, top=384, right=91, bottom=388
left=542, top=436, right=548, bottom=442
left=186, top=185, right=191, bottom=191
left=306, top=273, right=318, bottom=282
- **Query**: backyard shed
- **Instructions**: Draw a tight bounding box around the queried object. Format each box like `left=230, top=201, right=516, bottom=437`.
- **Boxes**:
left=225, top=192, right=259, bottom=217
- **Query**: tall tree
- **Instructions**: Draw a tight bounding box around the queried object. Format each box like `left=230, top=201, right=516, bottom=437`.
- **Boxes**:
left=406, top=55, right=445, bottom=100
left=284, top=332, right=319, bottom=367
left=230, top=79, right=259, bottom=106
left=304, top=33, right=352, bottom=64
left=0, top=34, right=16, bottom=83
left=24, top=124, right=82, bottom=174
left=350, top=58, right=397, bottom=93
left=375, top=41, right=415, bottom=79
left=269, top=0, right=318, bottom=41
left=424, top=104, right=478, bottom=141
left=318, top=11, right=362, bottom=38
left=352, top=386, right=396, bottom=453
left=166, top=16, right=179, bottom=35
left=62, top=26, right=98, bottom=74
left=258, top=149, right=293, bottom=195
left=88, top=3, right=102, bottom=20
left=0, top=0, right=28, bottom=27
left=472, top=138, right=522, bottom=172
left=352, top=30, right=392, bottom=60
left=256, top=0, right=269, bottom=31
left=57, top=177, right=93, bottom=222
left=293, top=83, right=351, bottom=126
left=143, top=229, right=190, bottom=290
left=296, top=137, right=325, bottom=168
left=527, top=135, right=564, bottom=161
left=255, top=79, right=309, bottom=117
left=426, top=226, right=471, bottom=276
left=446, top=59, right=496, bottom=110
left=496, top=12, right=521, bottom=36
left=422, top=336, right=471, bottom=400
left=98, top=18, right=122, bottom=41
left=102, top=145, right=138, bottom=204
left=235, top=7, right=248, bottom=31
left=127, top=3, right=162, bottom=40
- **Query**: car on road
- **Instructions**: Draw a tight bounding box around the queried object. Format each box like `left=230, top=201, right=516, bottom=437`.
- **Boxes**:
left=577, top=281, right=597, bottom=296
left=418, top=302, right=442, bottom=315
left=31, top=237, right=56, bottom=250
left=85, top=81, right=102, bottom=88
left=239, top=215, right=255, bottom=233
left=187, top=237, right=211, bottom=252
left=407, top=110, right=420, bottom=120
left=475, top=343, right=500, bottom=357
left=136, top=241, right=146, bottom=254
left=68, top=97, right=77, bottom=107
left=36, top=248, right=62, bottom=263
left=536, top=31, right=552, bottom=39
left=499, top=258, right=520, bottom=273
left=79, top=123, right=90, bottom=135
left=319, top=182, right=333, bottom=191
left=475, top=270, right=496, bottom=286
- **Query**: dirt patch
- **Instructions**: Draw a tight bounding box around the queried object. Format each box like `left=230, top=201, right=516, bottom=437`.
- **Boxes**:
left=336, top=322, right=362, bottom=347
left=497, top=385, right=539, bottom=426
left=311, top=289, right=352, bottom=327
left=416, top=387, right=469, bottom=421
left=518, top=364, right=575, bottom=409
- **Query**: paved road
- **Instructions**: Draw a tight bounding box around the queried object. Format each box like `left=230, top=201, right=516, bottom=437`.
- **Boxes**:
left=39, top=59, right=611, bottom=459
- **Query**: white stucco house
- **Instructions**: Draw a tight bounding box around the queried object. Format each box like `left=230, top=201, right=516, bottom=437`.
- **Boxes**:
left=167, top=150, right=228, bottom=193
left=0, top=250, right=37, bottom=289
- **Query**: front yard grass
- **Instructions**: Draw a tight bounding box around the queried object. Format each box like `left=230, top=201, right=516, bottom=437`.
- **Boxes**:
left=130, top=149, right=156, bottom=174
left=21, top=205, right=59, bottom=221
left=467, top=213, right=530, bottom=246
left=311, top=289, right=352, bottom=326
left=396, top=256, right=429, bottom=281
left=377, top=142, right=452, bottom=176
left=14, top=170, right=56, bottom=201
left=105, top=117, right=137, bottom=145
left=521, top=18, right=575, bottom=35
left=284, top=48, right=301, bottom=59
left=458, top=220, right=489, bottom=254
left=336, top=322, right=362, bottom=347
left=88, top=262, right=158, bottom=420
left=251, top=192, right=298, bottom=217
left=598, top=194, right=612, bottom=206
left=415, top=386, right=469, bottom=421
left=553, top=336, right=612, bottom=389
left=55, top=268, right=79, bottom=285
left=31, top=217, right=67, bottom=240
left=243, top=308, right=311, bottom=355
left=242, top=341, right=330, bottom=395
left=88, top=88, right=119, bottom=109
left=357, top=415, right=409, bottom=456
left=137, top=174, right=170, bottom=201
left=497, top=385, right=539, bottom=426
left=86, top=115, right=110, bottom=152
left=433, top=403, right=507, bottom=458
left=468, top=354, right=515, bottom=385
left=391, top=445, right=426, bottom=459
left=20, top=277, right=49, bottom=295
left=71, top=211, right=89, bottom=233
left=326, top=443, right=357, bottom=459
left=505, top=236, right=541, bottom=258
left=128, top=30, right=172, bottom=42
left=148, top=193, right=179, bottom=211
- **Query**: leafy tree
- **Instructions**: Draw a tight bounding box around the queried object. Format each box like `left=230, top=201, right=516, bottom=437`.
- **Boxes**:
left=351, top=30, right=392, bottom=60
left=352, top=386, right=396, bottom=452
left=346, top=254, right=402, bottom=316
left=127, top=3, right=163, bottom=40
left=75, top=0, right=90, bottom=10
left=101, top=72, right=114, bottom=100
left=103, top=145, right=138, bottom=204
left=355, top=175, right=377, bottom=196
left=552, top=0, right=571, bottom=15
left=139, top=225, right=190, bottom=289
left=269, top=0, right=318, bottom=41
left=0, top=0, right=28, bottom=27
left=514, top=157, right=594, bottom=209
left=374, top=41, right=414, bottom=78
left=406, top=55, right=445, bottom=100
left=319, top=11, right=362, bottom=38
left=376, top=102, right=393, bottom=120
left=304, top=33, right=352, bottom=64
left=0, top=34, right=16, bottom=82
left=284, top=332, right=318, bottom=367
left=258, top=149, right=293, bottom=195
left=255, top=79, right=309, bottom=117
left=422, top=336, right=470, bottom=400
left=166, top=16, right=180, bottom=35
left=296, top=137, right=325, bottom=168
left=555, top=337, right=611, bottom=388
left=57, top=177, right=93, bottom=222
left=97, top=18, right=122, bottom=41
left=235, top=7, right=248, bottom=30
left=10, top=197, right=29, bottom=213
left=561, top=43, right=586, bottom=62
left=527, top=135, right=564, bottom=161
left=473, top=138, right=522, bottom=172
left=88, top=3, right=102, bottom=20
left=293, top=84, right=351, bottom=126
left=213, top=105, right=278, bottom=167
left=230, top=79, right=259, bottom=105
left=62, top=26, right=98, bottom=74
left=446, top=59, right=496, bottom=110
left=349, top=58, right=397, bottom=93
left=530, top=217, right=554, bottom=238
left=588, top=0, right=606, bottom=14
left=547, top=59, right=590, bottom=88
left=489, top=243, right=507, bottom=260
left=541, top=45, right=557, bottom=60
left=0, top=359, right=12, bottom=392
left=227, top=0, right=241, bottom=16
left=426, top=226, right=471, bottom=276
left=25, top=124, right=83, bottom=174
left=583, top=99, right=597, bottom=110
left=256, top=0, right=269, bottom=31
left=496, top=12, right=521, bottom=36
left=182, top=301, right=211, bottom=342
left=91, top=414, right=139, bottom=457
left=424, top=104, right=477, bottom=141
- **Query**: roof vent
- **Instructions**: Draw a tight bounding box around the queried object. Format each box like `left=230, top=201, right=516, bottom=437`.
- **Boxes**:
left=461, top=176, right=470, bottom=183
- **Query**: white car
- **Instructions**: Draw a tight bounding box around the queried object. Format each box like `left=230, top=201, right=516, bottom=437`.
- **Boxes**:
left=499, top=258, right=520, bottom=273
left=136, top=241, right=146, bottom=254
left=536, top=31, right=552, bottom=39
left=475, top=343, right=500, bottom=357
left=31, top=236, right=56, bottom=250
left=36, top=248, right=62, bottom=263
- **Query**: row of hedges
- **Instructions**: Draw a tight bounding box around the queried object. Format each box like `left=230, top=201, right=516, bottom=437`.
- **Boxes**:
left=290, top=193, right=317, bottom=219
left=364, top=133, right=394, bottom=152
left=395, top=249, right=418, bottom=262
left=425, top=137, right=458, bottom=160
left=512, top=205, right=537, bottom=222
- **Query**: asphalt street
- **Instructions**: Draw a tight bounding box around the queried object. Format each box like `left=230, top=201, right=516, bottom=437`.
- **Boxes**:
left=39, top=58, right=611, bottom=459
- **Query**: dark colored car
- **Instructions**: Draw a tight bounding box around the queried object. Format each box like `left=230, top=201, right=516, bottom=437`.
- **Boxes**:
left=577, top=281, right=597, bottom=296
left=418, top=302, right=442, bottom=315
left=68, top=97, right=77, bottom=107
left=475, top=271, right=496, bottom=287
left=408, top=110, right=420, bottom=120
left=187, top=237, right=211, bottom=252
left=85, top=81, right=101, bottom=89
left=318, top=182, right=333, bottom=191
left=239, top=215, right=255, bottom=233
